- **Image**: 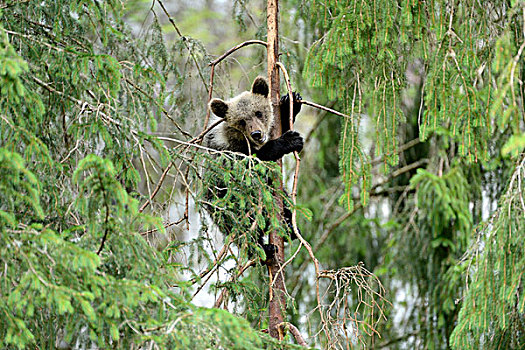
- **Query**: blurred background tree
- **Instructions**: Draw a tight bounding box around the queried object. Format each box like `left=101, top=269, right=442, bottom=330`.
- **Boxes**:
left=1, top=0, right=525, bottom=349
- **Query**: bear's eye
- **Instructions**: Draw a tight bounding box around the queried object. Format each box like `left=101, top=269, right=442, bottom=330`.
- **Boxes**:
left=255, top=111, right=263, bottom=119
left=238, top=120, right=246, bottom=127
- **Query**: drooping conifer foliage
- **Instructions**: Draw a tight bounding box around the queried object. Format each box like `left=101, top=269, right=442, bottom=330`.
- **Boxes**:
left=291, top=0, right=525, bottom=348
left=303, top=0, right=525, bottom=210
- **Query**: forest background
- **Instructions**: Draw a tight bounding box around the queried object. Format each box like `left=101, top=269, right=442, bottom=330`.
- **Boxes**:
left=1, top=0, right=525, bottom=349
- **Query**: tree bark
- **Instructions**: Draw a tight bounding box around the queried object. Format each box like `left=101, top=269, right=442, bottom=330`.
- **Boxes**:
left=266, top=0, right=286, bottom=341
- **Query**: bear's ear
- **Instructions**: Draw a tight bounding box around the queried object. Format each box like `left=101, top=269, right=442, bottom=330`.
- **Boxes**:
left=251, top=76, right=269, bottom=97
left=210, top=98, right=229, bottom=119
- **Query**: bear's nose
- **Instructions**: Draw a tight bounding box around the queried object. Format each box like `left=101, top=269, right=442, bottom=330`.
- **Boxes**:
left=251, top=131, right=263, bottom=141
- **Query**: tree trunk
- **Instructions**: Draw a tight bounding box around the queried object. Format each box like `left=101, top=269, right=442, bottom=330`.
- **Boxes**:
left=266, top=0, right=286, bottom=341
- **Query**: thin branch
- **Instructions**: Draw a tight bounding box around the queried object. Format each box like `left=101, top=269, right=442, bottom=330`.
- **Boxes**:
left=186, top=118, right=225, bottom=145
left=300, top=99, right=352, bottom=119
left=277, top=61, right=327, bottom=340
left=139, top=162, right=173, bottom=213
left=370, top=137, right=421, bottom=166
left=377, top=331, right=420, bottom=349
left=209, top=40, right=267, bottom=66
left=190, top=237, right=233, bottom=285
left=139, top=144, right=154, bottom=211
left=203, top=64, right=215, bottom=130
left=124, top=77, right=191, bottom=138
left=271, top=62, right=307, bottom=284
left=140, top=218, right=186, bottom=236
left=3, top=28, right=64, bottom=52
left=192, top=217, right=262, bottom=299
left=385, top=158, right=428, bottom=180
left=270, top=62, right=301, bottom=287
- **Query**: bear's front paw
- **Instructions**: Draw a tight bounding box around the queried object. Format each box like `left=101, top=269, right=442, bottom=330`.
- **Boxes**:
left=280, top=92, right=302, bottom=116
left=282, top=130, right=304, bottom=153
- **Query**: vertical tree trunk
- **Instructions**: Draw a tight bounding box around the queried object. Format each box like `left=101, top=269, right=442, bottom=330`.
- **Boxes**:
left=266, top=0, right=286, bottom=341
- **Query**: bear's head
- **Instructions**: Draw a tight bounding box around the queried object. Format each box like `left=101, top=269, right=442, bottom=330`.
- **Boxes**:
left=209, top=77, right=274, bottom=150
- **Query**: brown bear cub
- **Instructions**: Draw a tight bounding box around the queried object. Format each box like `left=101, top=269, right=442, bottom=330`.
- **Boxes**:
left=205, top=76, right=303, bottom=261
left=206, top=76, right=303, bottom=161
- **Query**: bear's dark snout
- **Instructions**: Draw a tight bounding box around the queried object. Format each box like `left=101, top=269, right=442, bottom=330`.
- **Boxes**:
left=250, top=130, right=263, bottom=142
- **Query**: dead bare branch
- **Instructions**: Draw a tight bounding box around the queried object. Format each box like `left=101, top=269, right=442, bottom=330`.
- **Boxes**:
left=317, top=263, right=390, bottom=347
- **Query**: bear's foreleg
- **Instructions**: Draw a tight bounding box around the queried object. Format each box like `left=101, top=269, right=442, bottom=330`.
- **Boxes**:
left=279, top=92, right=302, bottom=132
left=255, top=130, right=304, bottom=161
